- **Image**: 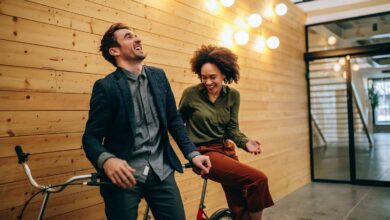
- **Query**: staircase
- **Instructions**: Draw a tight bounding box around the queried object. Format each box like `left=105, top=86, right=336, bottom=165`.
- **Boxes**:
left=309, top=59, right=370, bottom=148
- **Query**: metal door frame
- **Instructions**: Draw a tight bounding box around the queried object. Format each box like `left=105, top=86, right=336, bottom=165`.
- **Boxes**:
left=305, top=12, right=390, bottom=187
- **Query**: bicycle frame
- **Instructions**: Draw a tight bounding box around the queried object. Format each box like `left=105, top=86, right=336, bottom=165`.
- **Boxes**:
left=31, top=175, right=92, bottom=220
left=195, top=173, right=232, bottom=220
left=140, top=165, right=215, bottom=220
left=197, top=177, right=210, bottom=220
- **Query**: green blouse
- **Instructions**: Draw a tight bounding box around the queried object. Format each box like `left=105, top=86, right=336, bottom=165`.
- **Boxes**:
left=178, top=84, right=249, bottom=149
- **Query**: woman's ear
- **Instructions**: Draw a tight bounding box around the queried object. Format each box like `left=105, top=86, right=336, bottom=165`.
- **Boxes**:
left=109, top=47, right=120, bottom=57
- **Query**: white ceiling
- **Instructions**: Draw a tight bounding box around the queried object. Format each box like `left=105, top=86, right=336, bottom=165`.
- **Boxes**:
left=292, top=0, right=390, bottom=25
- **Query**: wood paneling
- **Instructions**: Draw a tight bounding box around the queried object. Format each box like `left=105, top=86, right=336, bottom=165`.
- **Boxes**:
left=0, top=91, right=90, bottom=110
left=0, top=0, right=308, bottom=219
left=0, top=132, right=82, bottom=157
left=0, top=111, right=88, bottom=137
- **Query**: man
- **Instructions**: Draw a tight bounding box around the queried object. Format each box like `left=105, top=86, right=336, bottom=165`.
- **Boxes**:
left=82, top=23, right=211, bottom=220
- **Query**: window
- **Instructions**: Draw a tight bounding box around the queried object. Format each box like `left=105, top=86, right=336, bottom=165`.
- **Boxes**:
left=372, top=78, right=390, bottom=124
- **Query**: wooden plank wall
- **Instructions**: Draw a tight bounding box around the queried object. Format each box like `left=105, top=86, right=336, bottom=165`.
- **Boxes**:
left=0, top=0, right=308, bottom=219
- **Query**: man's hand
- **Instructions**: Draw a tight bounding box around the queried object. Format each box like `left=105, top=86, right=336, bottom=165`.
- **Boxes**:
left=245, top=139, right=263, bottom=155
left=191, top=155, right=211, bottom=175
left=103, top=158, right=136, bottom=189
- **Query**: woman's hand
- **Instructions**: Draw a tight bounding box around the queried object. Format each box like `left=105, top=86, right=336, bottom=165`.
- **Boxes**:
left=245, top=139, right=263, bottom=155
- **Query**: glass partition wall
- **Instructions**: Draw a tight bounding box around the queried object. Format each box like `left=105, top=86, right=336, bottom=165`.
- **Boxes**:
left=309, top=57, right=351, bottom=181
left=306, top=13, right=390, bottom=186
left=351, top=55, right=390, bottom=182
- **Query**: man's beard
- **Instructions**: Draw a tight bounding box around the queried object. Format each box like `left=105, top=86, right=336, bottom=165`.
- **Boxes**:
left=133, top=52, right=147, bottom=61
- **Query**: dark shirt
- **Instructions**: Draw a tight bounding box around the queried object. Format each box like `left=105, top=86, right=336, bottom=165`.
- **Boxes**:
left=179, top=84, right=249, bottom=149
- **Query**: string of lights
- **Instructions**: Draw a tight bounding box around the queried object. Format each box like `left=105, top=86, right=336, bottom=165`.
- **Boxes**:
left=206, top=0, right=288, bottom=50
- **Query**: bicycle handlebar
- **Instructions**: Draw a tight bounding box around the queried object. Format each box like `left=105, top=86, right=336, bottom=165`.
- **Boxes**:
left=183, top=162, right=192, bottom=169
left=15, top=145, right=29, bottom=164
left=15, top=145, right=111, bottom=192
left=15, top=145, right=194, bottom=193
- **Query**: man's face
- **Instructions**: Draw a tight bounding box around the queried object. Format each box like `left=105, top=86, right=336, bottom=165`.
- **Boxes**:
left=112, top=29, right=146, bottom=62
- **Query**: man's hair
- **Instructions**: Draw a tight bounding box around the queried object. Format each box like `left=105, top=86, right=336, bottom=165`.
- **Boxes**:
left=190, top=45, right=240, bottom=84
left=100, top=23, right=130, bottom=66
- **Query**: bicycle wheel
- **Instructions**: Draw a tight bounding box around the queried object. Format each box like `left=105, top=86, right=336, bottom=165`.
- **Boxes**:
left=210, top=208, right=233, bottom=220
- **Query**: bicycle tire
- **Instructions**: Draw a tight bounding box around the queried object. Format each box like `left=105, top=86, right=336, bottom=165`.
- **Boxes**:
left=210, top=208, right=233, bottom=220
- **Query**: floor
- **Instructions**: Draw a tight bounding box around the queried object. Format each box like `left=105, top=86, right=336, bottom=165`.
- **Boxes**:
left=263, top=182, right=390, bottom=220
left=313, top=133, right=390, bottom=181
left=356, top=133, right=390, bottom=181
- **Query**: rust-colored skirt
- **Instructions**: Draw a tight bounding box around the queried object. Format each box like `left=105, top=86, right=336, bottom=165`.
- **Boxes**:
left=195, top=140, right=274, bottom=220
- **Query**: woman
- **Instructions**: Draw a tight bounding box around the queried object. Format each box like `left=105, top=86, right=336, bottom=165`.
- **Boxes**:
left=179, top=45, right=274, bottom=220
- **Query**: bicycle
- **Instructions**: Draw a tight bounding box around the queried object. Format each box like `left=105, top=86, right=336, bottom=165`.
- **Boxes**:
left=15, top=145, right=232, bottom=220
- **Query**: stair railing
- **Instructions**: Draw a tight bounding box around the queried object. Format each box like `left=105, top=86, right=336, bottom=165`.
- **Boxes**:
left=352, top=85, right=374, bottom=148
left=311, top=116, right=327, bottom=147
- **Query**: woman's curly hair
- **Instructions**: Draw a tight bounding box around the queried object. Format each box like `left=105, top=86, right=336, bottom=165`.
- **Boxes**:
left=190, top=45, right=240, bottom=84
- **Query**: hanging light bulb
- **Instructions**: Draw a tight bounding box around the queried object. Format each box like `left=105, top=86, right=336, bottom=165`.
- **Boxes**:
left=342, top=71, right=347, bottom=79
left=275, top=3, right=288, bottom=16
left=248, top=13, right=262, bottom=28
left=220, top=0, right=235, bottom=7
left=234, top=30, right=249, bottom=45
left=333, top=63, right=341, bottom=72
left=266, top=36, right=280, bottom=49
left=328, top=36, right=337, bottom=45
left=352, top=64, right=360, bottom=71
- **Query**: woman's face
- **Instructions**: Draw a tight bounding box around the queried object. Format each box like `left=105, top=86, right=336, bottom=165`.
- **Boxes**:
left=200, top=62, right=225, bottom=95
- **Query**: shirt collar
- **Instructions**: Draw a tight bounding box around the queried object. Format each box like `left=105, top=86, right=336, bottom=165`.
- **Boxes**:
left=121, top=66, right=146, bottom=81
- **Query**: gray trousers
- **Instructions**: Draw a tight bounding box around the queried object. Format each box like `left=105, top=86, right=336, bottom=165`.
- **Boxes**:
left=101, top=171, right=185, bottom=220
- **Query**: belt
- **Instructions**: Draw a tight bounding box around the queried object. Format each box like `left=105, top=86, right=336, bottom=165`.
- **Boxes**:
left=195, top=138, right=225, bottom=147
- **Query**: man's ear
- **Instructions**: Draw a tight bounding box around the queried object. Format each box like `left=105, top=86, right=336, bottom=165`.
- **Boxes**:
left=109, top=47, right=120, bottom=57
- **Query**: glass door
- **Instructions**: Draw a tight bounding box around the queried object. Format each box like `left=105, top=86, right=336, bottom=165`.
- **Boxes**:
left=309, top=53, right=390, bottom=184
left=309, top=56, right=351, bottom=181
left=306, top=12, right=390, bottom=185
left=351, top=54, right=390, bottom=183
